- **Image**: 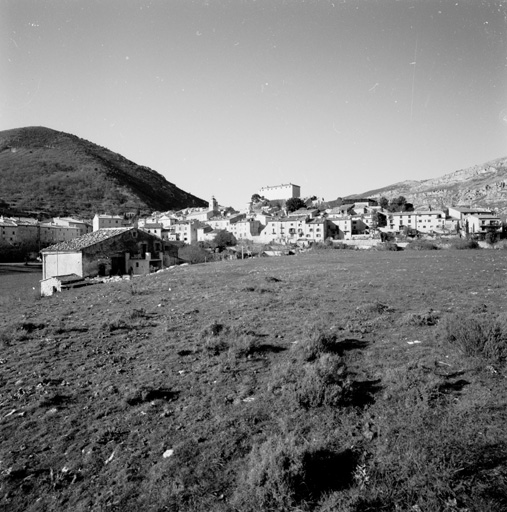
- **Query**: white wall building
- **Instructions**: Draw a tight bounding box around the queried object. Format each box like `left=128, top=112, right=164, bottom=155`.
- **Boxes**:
left=259, top=183, right=301, bottom=201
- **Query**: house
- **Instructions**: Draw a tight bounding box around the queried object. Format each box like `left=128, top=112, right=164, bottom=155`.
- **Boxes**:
left=328, top=217, right=353, bottom=239
left=387, top=211, right=445, bottom=233
left=464, top=213, right=502, bottom=235
left=287, top=208, right=319, bottom=219
left=448, top=206, right=493, bottom=221
left=257, top=216, right=336, bottom=243
left=414, top=210, right=446, bottom=233
left=41, top=227, right=179, bottom=281
left=229, top=219, right=263, bottom=239
left=51, top=217, right=91, bottom=236
left=164, top=221, right=199, bottom=243
left=140, top=222, right=163, bottom=238
left=1, top=216, right=91, bottom=246
left=93, top=214, right=131, bottom=231
left=0, top=217, right=18, bottom=244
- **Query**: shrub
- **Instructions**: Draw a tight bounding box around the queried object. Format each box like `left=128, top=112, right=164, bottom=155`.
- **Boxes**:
left=203, top=335, right=228, bottom=355
left=448, top=238, right=480, bottom=250
left=233, top=435, right=357, bottom=510
left=295, top=354, right=351, bottom=408
left=293, top=328, right=338, bottom=362
left=374, top=242, right=400, bottom=251
left=485, top=231, right=499, bottom=245
left=438, top=312, right=507, bottom=361
left=398, top=310, right=440, bottom=326
left=178, top=244, right=207, bottom=264
left=229, top=333, right=262, bottom=358
left=405, top=240, right=439, bottom=251
left=356, top=300, right=393, bottom=316
left=332, top=241, right=355, bottom=250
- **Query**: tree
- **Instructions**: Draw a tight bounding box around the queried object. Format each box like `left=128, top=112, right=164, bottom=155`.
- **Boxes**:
left=285, top=197, right=306, bottom=213
left=387, top=196, right=414, bottom=213
left=485, top=229, right=499, bottom=246
left=179, top=244, right=208, bottom=264
left=251, top=193, right=261, bottom=203
left=213, top=230, right=237, bottom=250
left=371, top=211, right=387, bottom=228
left=379, top=197, right=389, bottom=209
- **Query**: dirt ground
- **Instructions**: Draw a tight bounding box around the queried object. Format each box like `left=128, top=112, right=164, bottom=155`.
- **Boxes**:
left=1, top=250, right=506, bottom=511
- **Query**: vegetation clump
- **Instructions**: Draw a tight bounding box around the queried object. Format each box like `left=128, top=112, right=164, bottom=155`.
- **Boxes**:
left=448, top=238, right=480, bottom=250
left=233, top=434, right=357, bottom=511
left=439, top=312, right=507, bottom=361
left=374, top=241, right=400, bottom=251
left=405, top=239, right=440, bottom=250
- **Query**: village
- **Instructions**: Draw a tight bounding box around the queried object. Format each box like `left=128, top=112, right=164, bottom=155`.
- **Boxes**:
left=0, top=182, right=504, bottom=296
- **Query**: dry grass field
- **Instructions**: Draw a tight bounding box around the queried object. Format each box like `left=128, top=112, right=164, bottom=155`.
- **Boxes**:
left=1, top=249, right=507, bottom=511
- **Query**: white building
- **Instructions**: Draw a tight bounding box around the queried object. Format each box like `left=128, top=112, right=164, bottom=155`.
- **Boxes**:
left=259, top=183, right=301, bottom=201
left=93, top=214, right=130, bottom=231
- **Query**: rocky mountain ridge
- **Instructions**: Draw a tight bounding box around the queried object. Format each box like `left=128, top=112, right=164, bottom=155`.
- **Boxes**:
left=358, top=156, right=507, bottom=213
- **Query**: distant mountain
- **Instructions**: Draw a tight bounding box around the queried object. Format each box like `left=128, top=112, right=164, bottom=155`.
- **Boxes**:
left=356, top=156, right=507, bottom=213
left=0, top=126, right=207, bottom=218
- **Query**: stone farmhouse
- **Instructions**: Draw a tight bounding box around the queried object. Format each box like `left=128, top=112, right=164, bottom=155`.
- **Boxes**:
left=41, top=227, right=179, bottom=281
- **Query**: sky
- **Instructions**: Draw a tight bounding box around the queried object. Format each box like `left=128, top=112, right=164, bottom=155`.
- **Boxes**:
left=1, top=0, right=507, bottom=209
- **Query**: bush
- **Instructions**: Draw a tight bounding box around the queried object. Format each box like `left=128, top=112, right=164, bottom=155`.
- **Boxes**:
left=449, top=238, right=480, bottom=250
left=293, top=328, right=338, bottom=362
left=332, top=242, right=355, bottom=250
left=374, top=242, right=400, bottom=251
left=399, top=310, right=440, bottom=326
left=485, top=231, right=499, bottom=245
left=233, top=434, right=357, bottom=510
left=438, top=312, right=507, bottom=361
left=356, top=300, right=393, bottom=316
left=229, top=333, right=262, bottom=358
left=178, top=244, right=207, bottom=264
left=269, top=328, right=352, bottom=409
left=295, top=354, right=351, bottom=408
left=405, top=240, right=439, bottom=251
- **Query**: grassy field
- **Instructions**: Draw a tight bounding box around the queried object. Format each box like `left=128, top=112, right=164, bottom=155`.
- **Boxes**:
left=0, top=264, right=42, bottom=305
left=1, top=249, right=507, bottom=511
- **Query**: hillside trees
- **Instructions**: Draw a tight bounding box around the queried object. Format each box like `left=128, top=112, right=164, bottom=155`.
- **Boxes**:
left=385, top=196, right=414, bottom=213
left=285, top=197, right=306, bottom=213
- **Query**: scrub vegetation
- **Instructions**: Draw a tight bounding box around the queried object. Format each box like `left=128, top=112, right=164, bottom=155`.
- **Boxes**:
left=1, top=249, right=507, bottom=511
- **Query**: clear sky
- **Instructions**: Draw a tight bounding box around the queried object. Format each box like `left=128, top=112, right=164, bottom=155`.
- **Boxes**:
left=2, top=0, right=507, bottom=209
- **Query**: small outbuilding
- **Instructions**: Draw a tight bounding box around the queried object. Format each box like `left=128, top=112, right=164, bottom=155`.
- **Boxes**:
left=40, top=274, right=91, bottom=297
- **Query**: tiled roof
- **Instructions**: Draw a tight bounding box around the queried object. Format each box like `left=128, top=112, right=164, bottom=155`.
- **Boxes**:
left=42, top=228, right=132, bottom=252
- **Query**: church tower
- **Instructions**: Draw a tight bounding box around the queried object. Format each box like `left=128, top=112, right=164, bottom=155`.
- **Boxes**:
left=209, top=195, right=218, bottom=214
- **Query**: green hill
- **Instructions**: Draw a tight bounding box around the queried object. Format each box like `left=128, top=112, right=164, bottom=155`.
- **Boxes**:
left=0, top=126, right=207, bottom=218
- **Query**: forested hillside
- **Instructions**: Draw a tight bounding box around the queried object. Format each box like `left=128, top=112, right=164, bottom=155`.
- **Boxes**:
left=0, top=127, right=207, bottom=218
